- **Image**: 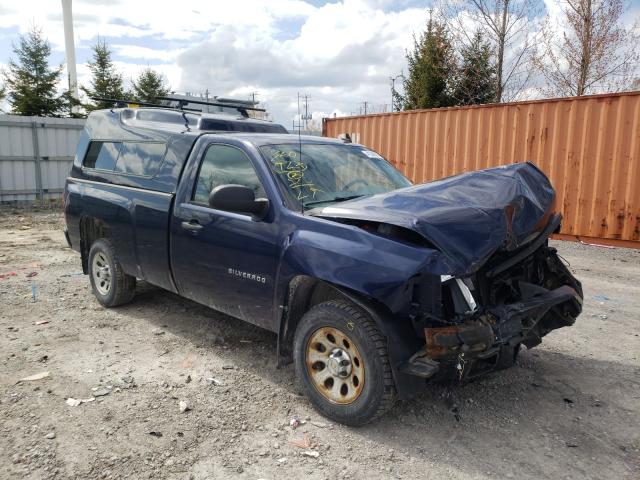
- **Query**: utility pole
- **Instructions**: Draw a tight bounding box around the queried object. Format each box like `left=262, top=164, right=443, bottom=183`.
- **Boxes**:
left=360, top=101, right=369, bottom=115
left=301, top=93, right=312, bottom=130
left=61, top=0, right=79, bottom=114
left=250, top=91, right=259, bottom=105
left=294, top=93, right=304, bottom=133
left=296, top=93, right=301, bottom=133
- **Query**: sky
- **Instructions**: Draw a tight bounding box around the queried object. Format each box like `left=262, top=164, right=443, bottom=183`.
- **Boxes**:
left=0, top=0, right=638, bottom=125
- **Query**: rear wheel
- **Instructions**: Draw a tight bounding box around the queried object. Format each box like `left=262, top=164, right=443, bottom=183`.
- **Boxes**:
left=293, top=300, right=396, bottom=426
left=88, top=238, right=136, bottom=307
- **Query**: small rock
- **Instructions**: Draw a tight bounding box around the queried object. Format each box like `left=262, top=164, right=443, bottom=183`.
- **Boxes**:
left=92, top=387, right=111, bottom=397
left=301, top=450, right=320, bottom=458
left=290, top=416, right=306, bottom=429
left=18, top=371, right=50, bottom=383
left=45, top=432, right=56, bottom=440
left=66, top=397, right=95, bottom=407
left=179, top=400, right=190, bottom=413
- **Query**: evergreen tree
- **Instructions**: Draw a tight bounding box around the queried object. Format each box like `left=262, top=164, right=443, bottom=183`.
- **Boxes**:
left=130, top=68, right=169, bottom=104
left=452, top=30, right=497, bottom=106
left=403, top=15, right=457, bottom=110
left=3, top=25, right=68, bottom=116
left=392, top=89, right=405, bottom=112
left=81, top=40, right=125, bottom=111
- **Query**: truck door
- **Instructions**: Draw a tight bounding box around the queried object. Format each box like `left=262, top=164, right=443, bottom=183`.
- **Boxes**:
left=170, top=142, right=281, bottom=330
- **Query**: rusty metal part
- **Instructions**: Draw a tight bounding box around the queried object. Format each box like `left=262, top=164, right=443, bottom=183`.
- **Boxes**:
left=305, top=326, right=365, bottom=404
left=425, top=322, right=496, bottom=360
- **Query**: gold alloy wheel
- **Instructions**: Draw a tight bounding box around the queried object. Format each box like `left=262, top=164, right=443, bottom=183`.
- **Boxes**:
left=305, top=326, right=365, bottom=404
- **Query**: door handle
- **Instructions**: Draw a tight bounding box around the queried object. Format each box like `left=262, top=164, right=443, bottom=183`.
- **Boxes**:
left=181, top=220, right=203, bottom=232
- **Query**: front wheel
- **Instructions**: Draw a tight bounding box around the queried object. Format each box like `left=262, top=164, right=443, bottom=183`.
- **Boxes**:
left=88, top=238, right=136, bottom=307
left=293, top=300, right=396, bottom=426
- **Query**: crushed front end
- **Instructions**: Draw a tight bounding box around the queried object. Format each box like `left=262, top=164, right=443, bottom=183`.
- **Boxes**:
left=400, top=214, right=583, bottom=383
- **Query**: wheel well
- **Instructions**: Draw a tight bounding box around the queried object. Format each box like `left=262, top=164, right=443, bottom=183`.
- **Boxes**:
left=79, top=216, right=110, bottom=273
left=277, top=276, right=385, bottom=366
left=277, top=276, right=427, bottom=400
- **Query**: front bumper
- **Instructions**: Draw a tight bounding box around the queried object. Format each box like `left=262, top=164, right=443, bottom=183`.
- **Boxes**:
left=400, top=284, right=583, bottom=381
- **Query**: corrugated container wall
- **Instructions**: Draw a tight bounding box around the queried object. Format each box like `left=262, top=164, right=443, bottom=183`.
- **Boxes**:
left=323, top=92, right=640, bottom=248
left=0, top=115, right=85, bottom=202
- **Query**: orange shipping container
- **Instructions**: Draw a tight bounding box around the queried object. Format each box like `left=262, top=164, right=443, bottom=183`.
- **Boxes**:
left=323, top=92, right=640, bottom=248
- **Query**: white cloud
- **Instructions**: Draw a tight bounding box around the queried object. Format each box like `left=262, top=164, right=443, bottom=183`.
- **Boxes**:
left=111, top=45, right=185, bottom=62
left=175, top=0, right=433, bottom=122
left=0, top=0, right=443, bottom=123
left=0, top=0, right=318, bottom=51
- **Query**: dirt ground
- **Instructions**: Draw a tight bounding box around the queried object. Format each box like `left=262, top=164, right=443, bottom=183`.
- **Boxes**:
left=0, top=208, right=638, bottom=480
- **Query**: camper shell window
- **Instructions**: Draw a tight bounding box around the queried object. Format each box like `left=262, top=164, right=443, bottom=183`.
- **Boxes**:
left=83, top=141, right=167, bottom=177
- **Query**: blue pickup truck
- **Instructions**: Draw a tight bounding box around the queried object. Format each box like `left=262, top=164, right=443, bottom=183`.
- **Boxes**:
left=64, top=104, right=583, bottom=425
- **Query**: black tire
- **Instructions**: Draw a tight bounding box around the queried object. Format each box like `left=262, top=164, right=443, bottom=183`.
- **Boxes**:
left=88, top=238, right=136, bottom=307
left=293, top=300, right=396, bottom=426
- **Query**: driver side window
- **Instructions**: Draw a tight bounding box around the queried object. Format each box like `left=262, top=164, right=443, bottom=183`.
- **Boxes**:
left=193, top=144, right=266, bottom=205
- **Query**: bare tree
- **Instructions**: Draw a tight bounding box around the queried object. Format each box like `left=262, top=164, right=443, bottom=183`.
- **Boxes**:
left=533, top=0, right=639, bottom=97
left=440, top=0, right=542, bottom=102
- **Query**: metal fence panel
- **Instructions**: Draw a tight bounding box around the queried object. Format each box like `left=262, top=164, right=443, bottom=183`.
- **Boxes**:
left=0, top=115, right=85, bottom=202
left=323, top=92, right=640, bottom=248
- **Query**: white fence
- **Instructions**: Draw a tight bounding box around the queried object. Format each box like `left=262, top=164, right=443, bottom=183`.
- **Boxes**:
left=0, top=115, right=85, bottom=202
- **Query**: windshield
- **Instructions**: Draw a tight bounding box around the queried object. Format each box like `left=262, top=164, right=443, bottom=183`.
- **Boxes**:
left=260, top=143, right=411, bottom=210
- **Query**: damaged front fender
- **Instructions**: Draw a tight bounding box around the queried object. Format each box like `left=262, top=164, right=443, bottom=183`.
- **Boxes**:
left=275, top=216, right=447, bottom=317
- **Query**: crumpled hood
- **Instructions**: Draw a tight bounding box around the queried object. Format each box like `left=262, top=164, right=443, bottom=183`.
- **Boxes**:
left=315, top=162, right=556, bottom=274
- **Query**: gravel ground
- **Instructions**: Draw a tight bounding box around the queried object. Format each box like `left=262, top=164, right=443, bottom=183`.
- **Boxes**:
left=0, top=209, right=639, bottom=480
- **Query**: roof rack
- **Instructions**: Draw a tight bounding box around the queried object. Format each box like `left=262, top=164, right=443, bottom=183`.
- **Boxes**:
left=157, top=96, right=266, bottom=112
left=90, top=97, right=201, bottom=112
left=91, top=96, right=269, bottom=123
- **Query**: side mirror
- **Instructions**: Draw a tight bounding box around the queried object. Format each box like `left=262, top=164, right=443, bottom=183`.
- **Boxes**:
left=208, top=184, right=269, bottom=219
